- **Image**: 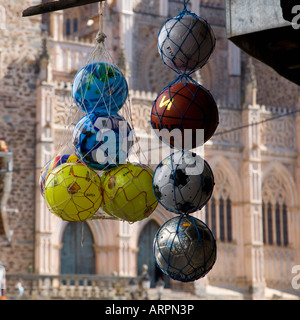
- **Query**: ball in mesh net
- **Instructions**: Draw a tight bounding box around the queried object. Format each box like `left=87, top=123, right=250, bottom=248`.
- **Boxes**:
left=72, top=113, right=134, bottom=171
left=151, top=80, right=219, bottom=150
left=101, top=163, right=158, bottom=222
left=72, top=62, right=128, bottom=114
left=158, top=11, right=216, bottom=74
left=153, top=215, right=216, bottom=282
left=153, top=151, right=214, bottom=214
left=39, top=154, right=80, bottom=197
left=44, top=163, right=103, bottom=222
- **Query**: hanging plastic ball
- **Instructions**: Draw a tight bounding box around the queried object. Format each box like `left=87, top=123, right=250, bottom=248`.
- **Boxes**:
left=153, top=151, right=214, bottom=214
left=153, top=215, right=216, bottom=282
left=151, top=81, right=219, bottom=150
left=158, top=11, right=215, bottom=74
left=72, top=113, right=134, bottom=171
left=39, top=154, right=80, bottom=196
left=72, top=62, right=128, bottom=114
left=44, top=163, right=102, bottom=222
left=101, top=163, right=158, bottom=222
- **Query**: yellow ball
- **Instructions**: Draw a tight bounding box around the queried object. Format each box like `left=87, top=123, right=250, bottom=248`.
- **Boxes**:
left=44, top=163, right=102, bottom=222
left=102, top=163, right=158, bottom=222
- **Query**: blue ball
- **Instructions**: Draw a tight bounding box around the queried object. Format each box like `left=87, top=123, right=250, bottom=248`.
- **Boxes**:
left=72, top=113, right=134, bottom=170
left=72, top=62, right=128, bottom=114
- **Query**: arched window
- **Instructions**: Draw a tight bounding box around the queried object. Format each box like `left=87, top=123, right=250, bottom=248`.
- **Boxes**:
left=66, top=18, right=71, bottom=36
left=262, top=172, right=289, bottom=247
left=262, top=200, right=288, bottom=247
left=206, top=196, right=232, bottom=243
left=205, top=167, right=233, bottom=243
left=73, top=18, right=78, bottom=33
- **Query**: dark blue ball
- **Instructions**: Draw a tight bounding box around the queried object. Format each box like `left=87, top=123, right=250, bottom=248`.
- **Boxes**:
left=72, top=113, right=134, bottom=170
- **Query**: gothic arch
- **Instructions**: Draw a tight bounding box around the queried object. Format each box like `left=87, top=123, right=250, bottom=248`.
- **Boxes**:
left=135, top=207, right=173, bottom=287
left=53, top=216, right=119, bottom=275
left=262, top=161, right=296, bottom=207
left=135, top=207, right=174, bottom=247
left=208, top=155, right=242, bottom=203
left=54, top=217, right=117, bottom=249
left=204, top=156, right=240, bottom=243
left=191, top=61, right=214, bottom=91
left=261, top=162, right=294, bottom=247
left=139, top=40, right=174, bottom=93
left=140, top=41, right=215, bottom=93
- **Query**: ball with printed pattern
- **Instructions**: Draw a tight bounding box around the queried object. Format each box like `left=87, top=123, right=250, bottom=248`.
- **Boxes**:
left=151, top=82, right=219, bottom=150
left=72, top=62, right=128, bottom=114
left=152, top=151, right=214, bottom=214
left=44, top=163, right=102, bottom=222
left=153, top=215, right=217, bottom=282
left=39, top=154, right=80, bottom=197
left=101, top=163, right=158, bottom=222
left=158, top=11, right=216, bottom=74
left=72, top=113, right=134, bottom=171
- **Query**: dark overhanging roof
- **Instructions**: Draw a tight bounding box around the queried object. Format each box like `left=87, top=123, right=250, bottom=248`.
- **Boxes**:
left=22, top=0, right=106, bottom=17
left=226, top=0, right=300, bottom=86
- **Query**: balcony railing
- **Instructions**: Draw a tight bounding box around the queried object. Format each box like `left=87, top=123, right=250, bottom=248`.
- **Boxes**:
left=5, top=274, right=146, bottom=300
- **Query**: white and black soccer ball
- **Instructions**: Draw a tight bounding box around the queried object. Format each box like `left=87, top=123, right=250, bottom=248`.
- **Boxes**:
left=152, top=151, right=214, bottom=214
left=153, top=215, right=217, bottom=282
left=157, top=12, right=216, bottom=74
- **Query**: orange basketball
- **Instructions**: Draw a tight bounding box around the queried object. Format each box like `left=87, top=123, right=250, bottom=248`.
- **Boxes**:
left=151, top=82, right=219, bottom=149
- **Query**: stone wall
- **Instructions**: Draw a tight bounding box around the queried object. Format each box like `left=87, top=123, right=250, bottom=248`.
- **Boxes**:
left=0, top=1, right=42, bottom=273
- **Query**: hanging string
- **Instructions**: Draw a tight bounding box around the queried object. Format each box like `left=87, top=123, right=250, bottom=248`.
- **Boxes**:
left=96, top=1, right=106, bottom=44
left=183, top=0, right=190, bottom=10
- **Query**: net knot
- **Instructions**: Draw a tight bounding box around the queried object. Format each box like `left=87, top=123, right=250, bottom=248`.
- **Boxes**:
left=96, top=31, right=107, bottom=44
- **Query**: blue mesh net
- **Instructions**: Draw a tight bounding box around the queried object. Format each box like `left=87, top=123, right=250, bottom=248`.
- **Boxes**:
left=152, top=150, right=215, bottom=215
left=157, top=4, right=216, bottom=75
left=152, top=1, right=218, bottom=283
left=150, top=74, right=219, bottom=150
left=153, top=215, right=217, bottom=282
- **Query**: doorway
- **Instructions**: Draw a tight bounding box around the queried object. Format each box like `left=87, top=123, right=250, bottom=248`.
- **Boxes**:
left=137, top=220, right=169, bottom=288
left=61, top=222, right=95, bottom=275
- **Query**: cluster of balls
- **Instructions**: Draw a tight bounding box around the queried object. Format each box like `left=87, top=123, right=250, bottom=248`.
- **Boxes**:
left=40, top=62, right=158, bottom=223
left=150, top=8, right=219, bottom=282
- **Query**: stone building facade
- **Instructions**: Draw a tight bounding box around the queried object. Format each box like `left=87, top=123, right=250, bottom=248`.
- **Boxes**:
left=0, top=0, right=300, bottom=299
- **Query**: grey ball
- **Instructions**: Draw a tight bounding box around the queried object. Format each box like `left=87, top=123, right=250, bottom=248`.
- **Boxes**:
left=153, top=151, right=214, bottom=214
left=153, top=215, right=216, bottom=282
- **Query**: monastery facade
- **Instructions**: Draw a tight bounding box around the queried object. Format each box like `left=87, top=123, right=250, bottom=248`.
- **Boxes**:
left=0, top=0, right=300, bottom=299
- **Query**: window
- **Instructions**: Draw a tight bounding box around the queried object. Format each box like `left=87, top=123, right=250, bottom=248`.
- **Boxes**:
left=206, top=196, right=233, bottom=243
left=205, top=166, right=233, bottom=243
left=262, top=201, right=288, bottom=247
left=66, top=19, right=71, bottom=36
left=262, top=171, right=289, bottom=247
left=282, top=203, right=288, bottom=246
left=267, top=201, right=273, bottom=245
left=73, top=18, right=78, bottom=33
left=226, top=198, right=232, bottom=242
